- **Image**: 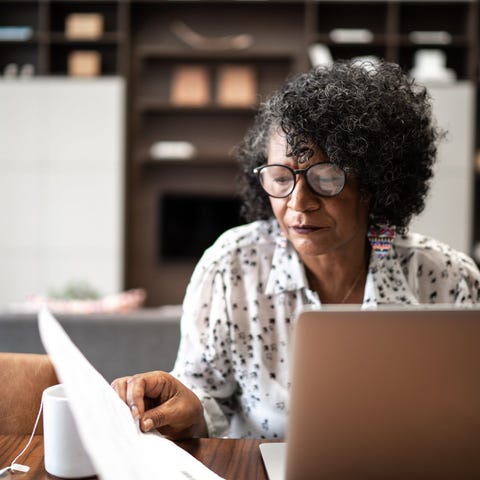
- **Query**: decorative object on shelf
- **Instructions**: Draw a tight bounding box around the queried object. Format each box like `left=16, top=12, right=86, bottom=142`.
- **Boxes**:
left=171, top=20, right=254, bottom=51
left=48, top=280, right=101, bottom=301
left=216, top=64, right=257, bottom=107
left=26, top=287, right=147, bottom=314
left=0, top=26, right=33, bottom=41
left=308, top=43, right=333, bottom=67
left=68, top=50, right=101, bottom=77
left=352, top=55, right=380, bottom=71
left=409, top=31, right=452, bottom=45
left=149, top=141, right=196, bottom=161
left=170, top=64, right=210, bottom=106
left=65, top=13, right=104, bottom=40
left=19, top=64, right=35, bottom=78
left=3, top=63, right=18, bottom=78
left=409, top=49, right=456, bottom=83
left=2, top=63, right=35, bottom=78
left=329, top=28, right=373, bottom=44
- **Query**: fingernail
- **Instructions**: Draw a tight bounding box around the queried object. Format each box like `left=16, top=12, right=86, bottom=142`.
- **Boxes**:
left=131, top=405, right=139, bottom=419
left=142, top=418, right=154, bottom=432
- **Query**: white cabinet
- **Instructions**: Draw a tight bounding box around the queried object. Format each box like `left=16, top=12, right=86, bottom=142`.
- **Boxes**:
left=410, top=82, right=475, bottom=255
left=0, top=78, right=125, bottom=304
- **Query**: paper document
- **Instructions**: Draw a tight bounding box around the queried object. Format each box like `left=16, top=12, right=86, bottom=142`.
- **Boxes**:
left=38, top=308, right=224, bottom=480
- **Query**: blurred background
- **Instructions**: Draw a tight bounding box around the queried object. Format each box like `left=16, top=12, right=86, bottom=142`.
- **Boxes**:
left=1, top=0, right=479, bottom=311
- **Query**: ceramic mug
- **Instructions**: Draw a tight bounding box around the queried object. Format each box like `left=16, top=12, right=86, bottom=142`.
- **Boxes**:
left=42, top=384, right=96, bottom=478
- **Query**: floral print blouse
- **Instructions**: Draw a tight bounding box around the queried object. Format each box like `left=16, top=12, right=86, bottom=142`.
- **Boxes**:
left=170, top=218, right=480, bottom=439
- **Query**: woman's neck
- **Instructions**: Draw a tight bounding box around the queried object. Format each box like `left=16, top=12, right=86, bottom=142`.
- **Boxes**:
left=303, top=244, right=370, bottom=304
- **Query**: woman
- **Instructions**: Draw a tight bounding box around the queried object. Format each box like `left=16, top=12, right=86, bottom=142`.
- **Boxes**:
left=113, top=59, right=480, bottom=440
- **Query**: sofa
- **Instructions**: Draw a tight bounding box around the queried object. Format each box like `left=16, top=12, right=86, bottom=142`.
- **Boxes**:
left=0, top=307, right=182, bottom=382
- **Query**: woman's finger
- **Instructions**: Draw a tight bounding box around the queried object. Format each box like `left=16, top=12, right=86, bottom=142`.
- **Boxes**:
left=110, top=376, right=131, bottom=403
left=125, top=371, right=169, bottom=417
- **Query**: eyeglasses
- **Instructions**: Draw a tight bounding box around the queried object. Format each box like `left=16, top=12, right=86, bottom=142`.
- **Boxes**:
left=253, top=162, right=346, bottom=198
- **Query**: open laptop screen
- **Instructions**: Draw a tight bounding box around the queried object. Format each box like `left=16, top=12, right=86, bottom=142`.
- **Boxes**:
left=263, top=306, right=480, bottom=480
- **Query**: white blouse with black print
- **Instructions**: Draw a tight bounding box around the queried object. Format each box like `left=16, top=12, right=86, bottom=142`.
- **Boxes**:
left=170, top=218, right=480, bottom=439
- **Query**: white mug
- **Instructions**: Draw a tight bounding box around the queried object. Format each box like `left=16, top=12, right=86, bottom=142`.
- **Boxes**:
left=42, top=384, right=96, bottom=478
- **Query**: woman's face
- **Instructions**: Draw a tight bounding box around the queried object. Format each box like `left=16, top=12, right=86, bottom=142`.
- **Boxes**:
left=267, top=130, right=370, bottom=261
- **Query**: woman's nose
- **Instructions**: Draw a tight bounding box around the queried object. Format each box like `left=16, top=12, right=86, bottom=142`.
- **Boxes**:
left=286, top=175, right=319, bottom=212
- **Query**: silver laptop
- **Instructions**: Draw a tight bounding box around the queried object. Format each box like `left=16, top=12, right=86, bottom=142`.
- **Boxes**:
left=260, top=306, right=480, bottom=480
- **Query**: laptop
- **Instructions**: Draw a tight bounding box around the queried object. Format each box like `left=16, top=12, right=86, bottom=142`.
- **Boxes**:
left=260, top=306, right=480, bottom=480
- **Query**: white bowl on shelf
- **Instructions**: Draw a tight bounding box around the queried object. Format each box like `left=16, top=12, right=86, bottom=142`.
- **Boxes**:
left=149, top=141, right=196, bottom=160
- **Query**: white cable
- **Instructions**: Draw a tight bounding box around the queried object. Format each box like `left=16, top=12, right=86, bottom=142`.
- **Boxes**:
left=0, top=399, right=43, bottom=474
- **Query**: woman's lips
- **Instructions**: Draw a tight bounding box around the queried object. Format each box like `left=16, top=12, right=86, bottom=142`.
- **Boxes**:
left=291, top=225, right=324, bottom=234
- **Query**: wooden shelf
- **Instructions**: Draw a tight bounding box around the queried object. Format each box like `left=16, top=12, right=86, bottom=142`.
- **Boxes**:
left=127, top=1, right=305, bottom=304
left=142, top=156, right=236, bottom=167
left=396, top=34, right=470, bottom=47
left=47, top=32, right=125, bottom=44
left=0, top=1, right=128, bottom=76
left=0, top=38, right=39, bottom=45
left=310, top=33, right=390, bottom=46
left=310, top=33, right=470, bottom=48
left=136, top=100, right=257, bottom=114
left=137, top=46, right=295, bottom=61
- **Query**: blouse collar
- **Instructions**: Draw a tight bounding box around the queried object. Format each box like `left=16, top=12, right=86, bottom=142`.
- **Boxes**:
left=264, top=226, right=419, bottom=306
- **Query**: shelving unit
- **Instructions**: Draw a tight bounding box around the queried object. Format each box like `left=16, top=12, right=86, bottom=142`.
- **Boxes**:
left=0, top=0, right=478, bottom=306
left=0, top=0, right=127, bottom=76
left=0, top=1, right=40, bottom=74
left=306, top=0, right=477, bottom=80
left=125, top=0, right=307, bottom=305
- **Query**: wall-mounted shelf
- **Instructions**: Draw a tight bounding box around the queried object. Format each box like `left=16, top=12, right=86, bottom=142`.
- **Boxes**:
left=141, top=155, right=236, bottom=167
left=0, top=0, right=127, bottom=76
left=135, top=101, right=257, bottom=114
left=137, top=47, right=296, bottom=61
left=48, top=32, right=124, bottom=44
left=126, top=0, right=308, bottom=305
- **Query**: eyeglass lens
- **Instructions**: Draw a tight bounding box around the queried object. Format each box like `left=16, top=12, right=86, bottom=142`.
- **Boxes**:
left=257, top=163, right=345, bottom=198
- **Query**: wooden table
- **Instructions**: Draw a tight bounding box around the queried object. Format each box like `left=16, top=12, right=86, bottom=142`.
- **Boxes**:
left=0, top=435, right=271, bottom=480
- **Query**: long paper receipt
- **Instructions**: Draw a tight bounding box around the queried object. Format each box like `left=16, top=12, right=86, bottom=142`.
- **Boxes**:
left=38, top=308, right=224, bottom=480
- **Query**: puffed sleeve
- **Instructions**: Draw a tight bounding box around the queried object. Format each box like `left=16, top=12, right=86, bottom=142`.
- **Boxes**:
left=170, top=250, right=237, bottom=437
left=453, top=254, right=480, bottom=304
left=409, top=241, right=480, bottom=305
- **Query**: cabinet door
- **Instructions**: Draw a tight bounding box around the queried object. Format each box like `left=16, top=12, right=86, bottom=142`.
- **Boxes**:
left=409, top=82, right=475, bottom=254
left=0, top=81, right=46, bottom=302
left=0, top=78, right=124, bottom=304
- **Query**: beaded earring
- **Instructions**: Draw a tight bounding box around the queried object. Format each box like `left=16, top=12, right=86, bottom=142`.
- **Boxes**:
left=367, top=223, right=396, bottom=259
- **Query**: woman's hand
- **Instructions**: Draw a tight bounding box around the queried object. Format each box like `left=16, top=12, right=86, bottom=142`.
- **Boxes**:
left=111, top=371, right=208, bottom=440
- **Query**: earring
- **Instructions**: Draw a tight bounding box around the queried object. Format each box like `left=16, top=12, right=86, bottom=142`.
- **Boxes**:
left=367, top=223, right=396, bottom=259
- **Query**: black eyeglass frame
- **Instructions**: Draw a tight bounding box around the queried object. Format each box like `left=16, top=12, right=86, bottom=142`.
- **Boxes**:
left=253, top=162, right=347, bottom=198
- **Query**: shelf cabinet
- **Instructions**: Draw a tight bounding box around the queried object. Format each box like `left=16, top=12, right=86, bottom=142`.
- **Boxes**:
left=0, top=78, right=125, bottom=305
left=308, top=1, right=477, bottom=80
left=0, top=2, right=40, bottom=74
left=0, top=0, right=126, bottom=76
left=127, top=1, right=307, bottom=305
left=0, top=0, right=479, bottom=306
